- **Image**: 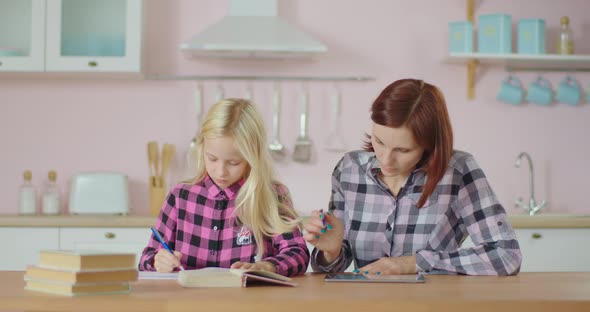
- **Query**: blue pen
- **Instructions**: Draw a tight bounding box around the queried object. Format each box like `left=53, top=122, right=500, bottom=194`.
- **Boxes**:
left=319, top=209, right=331, bottom=235
left=150, top=227, right=185, bottom=271
left=319, top=209, right=327, bottom=227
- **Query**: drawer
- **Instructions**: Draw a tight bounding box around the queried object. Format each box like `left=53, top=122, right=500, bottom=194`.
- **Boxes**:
left=59, top=227, right=151, bottom=266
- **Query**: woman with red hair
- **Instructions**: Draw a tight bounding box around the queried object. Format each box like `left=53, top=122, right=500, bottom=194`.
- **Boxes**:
left=304, top=79, right=522, bottom=276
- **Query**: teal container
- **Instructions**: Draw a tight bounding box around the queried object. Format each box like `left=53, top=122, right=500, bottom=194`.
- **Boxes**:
left=478, top=14, right=512, bottom=54
left=449, top=21, right=473, bottom=53
left=518, top=19, right=545, bottom=54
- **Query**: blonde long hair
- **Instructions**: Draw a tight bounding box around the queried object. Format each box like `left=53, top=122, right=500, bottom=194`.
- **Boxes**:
left=189, top=98, right=300, bottom=258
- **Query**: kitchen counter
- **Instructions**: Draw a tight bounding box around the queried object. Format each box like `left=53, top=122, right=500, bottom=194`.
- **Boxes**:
left=0, top=214, right=589, bottom=228
left=0, top=215, right=156, bottom=228
left=1, top=271, right=589, bottom=312
left=508, top=214, right=590, bottom=228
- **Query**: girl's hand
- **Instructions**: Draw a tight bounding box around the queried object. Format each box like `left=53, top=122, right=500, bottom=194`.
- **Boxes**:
left=231, top=261, right=276, bottom=273
left=357, top=256, right=417, bottom=275
left=154, top=249, right=182, bottom=273
left=303, top=210, right=344, bottom=263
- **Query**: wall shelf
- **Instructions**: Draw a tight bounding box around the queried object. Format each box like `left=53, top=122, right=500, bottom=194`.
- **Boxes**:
left=452, top=0, right=590, bottom=99
left=448, top=53, right=590, bottom=71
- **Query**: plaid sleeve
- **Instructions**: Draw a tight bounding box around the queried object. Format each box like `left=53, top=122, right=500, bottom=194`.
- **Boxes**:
left=264, top=229, right=310, bottom=277
left=138, top=188, right=179, bottom=271
left=311, top=157, right=354, bottom=272
left=310, top=241, right=353, bottom=272
left=416, top=155, right=522, bottom=275
left=263, top=184, right=310, bottom=277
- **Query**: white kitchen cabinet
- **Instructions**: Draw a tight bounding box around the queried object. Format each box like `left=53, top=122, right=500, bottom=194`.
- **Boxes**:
left=0, top=0, right=141, bottom=72
left=0, top=227, right=59, bottom=270
left=59, top=227, right=150, bottom=267
left=461, top=229, right=590, bottom=272
left=45, top=0, right=142, bottom=72
left=515, top=229, right=590, bottom=272
left=0, top=0, right=46, bottom=71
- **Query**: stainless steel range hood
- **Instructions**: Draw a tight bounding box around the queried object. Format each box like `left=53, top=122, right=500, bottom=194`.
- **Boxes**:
left=180, top=0, right=328, bottom=59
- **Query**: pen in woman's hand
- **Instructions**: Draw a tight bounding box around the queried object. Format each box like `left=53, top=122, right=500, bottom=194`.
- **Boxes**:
left=319, top=209, right=327, bottom=227
left=319, top=209, right=333, bottom=232
left=150, top=227, right=185, bottom=271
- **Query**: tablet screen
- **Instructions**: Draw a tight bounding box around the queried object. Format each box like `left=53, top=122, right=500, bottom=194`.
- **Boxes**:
left=324, top=273, right=425, bottom=283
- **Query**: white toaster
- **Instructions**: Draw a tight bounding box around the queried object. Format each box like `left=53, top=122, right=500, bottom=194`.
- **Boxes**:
left=69, top=172, right=130, bottom=215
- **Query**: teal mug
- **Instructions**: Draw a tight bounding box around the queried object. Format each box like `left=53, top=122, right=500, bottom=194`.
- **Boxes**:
left=556, top=76, right=582, bottom=106
left=526, top=77, right=553, bottom=106
left=497, top=76, right=524, bottom=105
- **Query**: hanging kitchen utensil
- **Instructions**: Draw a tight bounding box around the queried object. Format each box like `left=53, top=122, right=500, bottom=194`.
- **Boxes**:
left=325, top=85, right=347, bottom=152
left=268, top=82, right=285, bottom=160
left=215, top=81, right=225, bottom=103
left=186, top=83, right=203, bottom=175
left=293, top=83, right=312, bottom=162
left=244, top=83, right=253, bottom=100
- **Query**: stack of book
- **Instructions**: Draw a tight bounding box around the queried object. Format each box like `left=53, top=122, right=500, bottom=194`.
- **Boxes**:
left=24, top=250, right=138, bottom=296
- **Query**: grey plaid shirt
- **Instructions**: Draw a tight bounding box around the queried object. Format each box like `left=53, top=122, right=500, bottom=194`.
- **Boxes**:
left=311, top=150, right=522, bottom=275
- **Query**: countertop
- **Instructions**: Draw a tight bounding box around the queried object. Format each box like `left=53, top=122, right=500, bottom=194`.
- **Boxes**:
left=0, top=215, right=156, bottom=228
left=0, top=214, right=589, bottom=228
left=2, top=271, right=589, bottom=312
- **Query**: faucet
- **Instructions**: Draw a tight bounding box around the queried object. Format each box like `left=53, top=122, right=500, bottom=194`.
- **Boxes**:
left=514, top=152, right=546, bottom=216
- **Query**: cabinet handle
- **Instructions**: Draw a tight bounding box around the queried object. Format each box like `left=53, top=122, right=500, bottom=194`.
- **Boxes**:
left=105, top=232, right=116, bottom=239
left=532, top=233, right=542, bottom=239
left=88, top=61, right=98, bottom=67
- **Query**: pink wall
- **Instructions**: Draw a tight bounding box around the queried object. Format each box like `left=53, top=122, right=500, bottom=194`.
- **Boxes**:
left=2, top=0, right=590, bottom=216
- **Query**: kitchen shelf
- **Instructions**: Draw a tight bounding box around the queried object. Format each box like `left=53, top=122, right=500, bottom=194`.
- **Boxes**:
left=448, top=53, right=590, bottom=71
left=451, top=0, right=590, bottom=99
left=146, top=74, right=375, bottom=82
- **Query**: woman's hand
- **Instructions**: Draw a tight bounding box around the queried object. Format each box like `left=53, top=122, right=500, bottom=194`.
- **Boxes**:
left=231, top=261, right=276, bottom=273
left=154, top=249, right=182, bottom=273
left=358, top=255, right=417, bottom=275
left=303, top=210, right=344, bottom=263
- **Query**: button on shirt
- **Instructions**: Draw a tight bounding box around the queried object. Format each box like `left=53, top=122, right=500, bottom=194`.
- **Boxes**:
left=311, top=150, right=522, bottom=275
left=139, top=176, right=310, bottom=277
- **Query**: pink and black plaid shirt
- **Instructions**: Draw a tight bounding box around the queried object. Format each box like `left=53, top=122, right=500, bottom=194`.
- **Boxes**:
left=139, top=176, right=309, bottom=277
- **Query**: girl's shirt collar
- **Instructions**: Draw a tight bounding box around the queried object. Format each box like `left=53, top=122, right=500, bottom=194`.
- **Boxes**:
left=203, top=175, right=244, bottom=199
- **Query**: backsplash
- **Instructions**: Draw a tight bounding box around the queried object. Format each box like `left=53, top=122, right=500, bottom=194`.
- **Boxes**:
left=1, top=0, right=590, bottom=216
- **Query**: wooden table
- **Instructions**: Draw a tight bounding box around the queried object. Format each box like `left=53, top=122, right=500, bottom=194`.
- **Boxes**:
left=1, top=271, right=589, bottom=312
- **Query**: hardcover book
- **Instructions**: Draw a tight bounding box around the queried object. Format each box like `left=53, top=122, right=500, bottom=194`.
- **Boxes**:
left=38, top=250, right=136, bottom=271
left=24, top=279, right=131, bottom=296
left=25, top=265, right=138, bottom=284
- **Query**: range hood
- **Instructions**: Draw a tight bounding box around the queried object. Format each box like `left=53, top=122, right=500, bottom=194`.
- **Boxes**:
left=180, top=0, right=328, bottom=59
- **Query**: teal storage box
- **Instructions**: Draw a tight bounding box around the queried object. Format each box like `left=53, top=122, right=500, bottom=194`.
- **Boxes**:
left=449, top=21, right=473, bottom=53
left=478, top=14, right=512, bottom=53
left=517, top=19, right=545, bottom=54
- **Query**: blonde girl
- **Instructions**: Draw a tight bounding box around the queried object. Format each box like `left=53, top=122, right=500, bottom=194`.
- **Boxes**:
left=140, top=99, right=309, bottom=276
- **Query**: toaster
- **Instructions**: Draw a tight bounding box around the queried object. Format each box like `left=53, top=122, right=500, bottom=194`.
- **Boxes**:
left=69, top=172, right=130, bottom=215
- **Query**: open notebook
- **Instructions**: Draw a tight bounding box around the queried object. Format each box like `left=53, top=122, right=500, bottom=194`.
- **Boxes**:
left=175, top=268, right=296, bottom=287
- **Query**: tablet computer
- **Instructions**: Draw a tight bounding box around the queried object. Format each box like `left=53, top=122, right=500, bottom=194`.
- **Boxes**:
left=324, top=273, right=425, bottom=283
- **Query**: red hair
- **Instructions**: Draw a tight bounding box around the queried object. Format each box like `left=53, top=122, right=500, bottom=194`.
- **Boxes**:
left=363, top=79, right=453, bottom=208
